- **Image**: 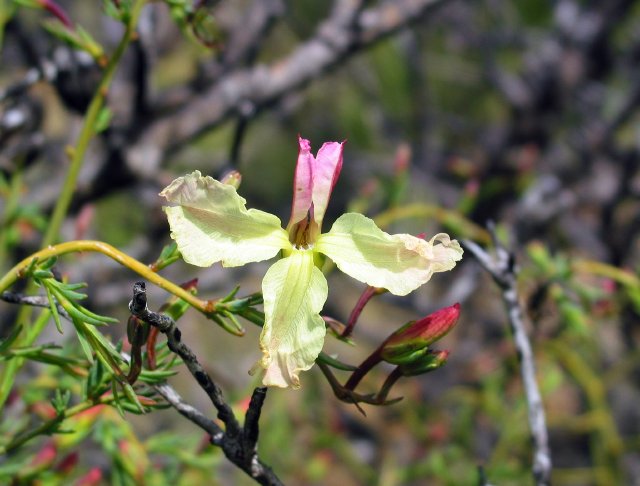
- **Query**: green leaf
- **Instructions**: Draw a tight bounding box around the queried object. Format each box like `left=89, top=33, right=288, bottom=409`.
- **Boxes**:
left=316, top=352, right=357, bottom=371
left=44, top=284, right=63, bottom=334
left=111, top=380, right=125, bottom=418
left=73, top=320, right=95, bottom=363
left=51, top=388, right=71, bottom=414
left=138, top=368, right=178, bottom=384
left=39, top=256, right=58, bottom=270
left=121, top=381, right=145, bottom=414
left=86, top=359, right=106, bottom=400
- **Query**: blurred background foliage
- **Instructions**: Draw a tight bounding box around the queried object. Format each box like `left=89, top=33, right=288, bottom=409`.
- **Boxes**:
left=1, top=0, right=640, bottom=485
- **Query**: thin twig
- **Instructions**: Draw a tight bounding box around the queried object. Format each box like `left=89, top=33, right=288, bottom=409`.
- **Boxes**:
left=129, top=282, right=283, bottom=486
left=152, top=382, right=224, bottom=443
left=0, top=291, right=69, bottom=319
left=126, top=0, right=449, bottom=173
left=462, top=226, right=552, bottom=486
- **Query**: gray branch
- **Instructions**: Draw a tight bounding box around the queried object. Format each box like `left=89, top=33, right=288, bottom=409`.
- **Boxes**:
left=462, top=227, right=552, bottom=486
left=0, top=291, right=70, bottom=320
left=153, top=382, right=225, bottom=444
left=126, top=0, right=448, bottom=176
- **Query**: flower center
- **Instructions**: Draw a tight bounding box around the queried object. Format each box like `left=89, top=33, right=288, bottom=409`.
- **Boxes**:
left=289, top=211, right=319, bottom=249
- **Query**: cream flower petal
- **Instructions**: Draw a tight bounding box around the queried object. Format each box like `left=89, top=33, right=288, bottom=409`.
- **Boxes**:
left=160, top=171, right=290, bottom=267
left=258, top=249, right=328, bottom=388
left=316, top=213, right=463, bottom=296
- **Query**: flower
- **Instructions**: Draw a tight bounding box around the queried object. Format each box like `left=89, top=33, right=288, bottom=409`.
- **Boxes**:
left=160, top=136, right=463, bottom=388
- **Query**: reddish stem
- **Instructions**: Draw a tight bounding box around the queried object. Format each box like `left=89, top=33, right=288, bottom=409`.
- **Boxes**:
left=40, top=0, right=73, bottom=29
left=377, top=367, right=403, bottom=403
left=344, top=347, right=383, bottom=391
left=341, top=286, right=382, bottom=338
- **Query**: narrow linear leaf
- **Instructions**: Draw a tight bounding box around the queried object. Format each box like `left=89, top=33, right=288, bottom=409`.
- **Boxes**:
left=77, top=305, right=118, bottom=324
left=62, top=282, right=88, bottom=291
left=45, top=284, right=64, bottom=334
left=111, top=380, right=125, bottom=418
left=52, top=288, right=108, bottom=327
left=72, top=319, right=95, bottom=363
left=121, top=382, right=144, bottom=414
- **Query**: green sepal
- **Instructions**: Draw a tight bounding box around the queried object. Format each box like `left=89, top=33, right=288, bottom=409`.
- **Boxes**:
left=381, top=344, right=429, bottom=365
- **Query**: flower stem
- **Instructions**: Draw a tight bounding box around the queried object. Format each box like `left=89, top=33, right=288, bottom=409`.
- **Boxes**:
left=0, top=240, right=215, bottom=315
left=376, top=367, right=403, bottom=403
left=373, top=202, right=490, bottom=243
left=341, top=286, right=382, bottom=338
left=344, top=346, right=383, bottom=391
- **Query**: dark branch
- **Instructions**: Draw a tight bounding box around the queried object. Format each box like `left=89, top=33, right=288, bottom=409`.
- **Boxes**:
left=129, top=281, right=239, bottom=432
left=129, top=281, right=283, bottom=486
left=243, top=387, right=267, bottom=450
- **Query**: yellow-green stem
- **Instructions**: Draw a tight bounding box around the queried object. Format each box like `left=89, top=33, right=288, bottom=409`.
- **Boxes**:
left=42, top=0, right=147, bottom=247
left=572, top=259, right=640, bottom=289
left=1, top=0, right=147, bottom=410
left=0, top=240, right=213, bottom=314
left=0, top=167, right=24, bottom=271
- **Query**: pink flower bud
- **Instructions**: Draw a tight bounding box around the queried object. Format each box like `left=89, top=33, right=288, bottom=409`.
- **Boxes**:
left=380, top=304, right=460, bottom=364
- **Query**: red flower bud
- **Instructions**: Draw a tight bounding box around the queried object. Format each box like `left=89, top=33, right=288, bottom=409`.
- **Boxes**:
left=380, top=303, right=460, bottom=364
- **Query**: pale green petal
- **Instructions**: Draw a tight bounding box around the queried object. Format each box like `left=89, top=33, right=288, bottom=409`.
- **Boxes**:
left=258, top=249, right=328, bottom=388
left=316, top=213, right=463, bottom=296
left=160, top=171, right=290, bottom=267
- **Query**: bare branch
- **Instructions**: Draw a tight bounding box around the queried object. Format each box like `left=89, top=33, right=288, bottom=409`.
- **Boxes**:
left=462, top=228, right=552, bottom=486
left=1, top=291, right=70, bottom=320
left=153, top=382, right=225, bottom=444
left=126, top=0, right=448, bottom=176
left=129, top=282, right=283, bottom=486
